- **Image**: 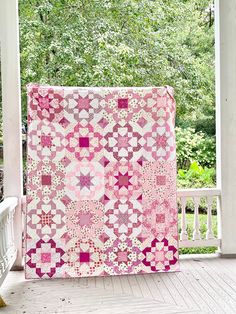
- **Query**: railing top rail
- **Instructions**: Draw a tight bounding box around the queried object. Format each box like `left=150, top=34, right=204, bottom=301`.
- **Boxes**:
left=177, top=188, right=221, bottom=197
left=0, top=197, right=18, bottom=216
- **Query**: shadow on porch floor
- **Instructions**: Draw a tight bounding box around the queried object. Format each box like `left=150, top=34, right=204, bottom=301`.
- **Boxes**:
left=1, top=254, right=236, bottom=314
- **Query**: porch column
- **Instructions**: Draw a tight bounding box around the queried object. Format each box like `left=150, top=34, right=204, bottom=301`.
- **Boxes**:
left=0, top=0, right=23, bottom=267
left=215, top=0, right=236, bottom=255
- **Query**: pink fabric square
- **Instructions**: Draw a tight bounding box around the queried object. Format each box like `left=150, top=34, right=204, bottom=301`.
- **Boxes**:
left=41, top=253, right=51, bottom=263
left=155, top=251, right=165, bottom=261
left=41, top=135, right=52, bottom=147
left=39, top=97, right=50, bottom=109
left=156, top=213, right=165, bottom=223
left=118, top=98, right=128, bottom=109
left=79, top=137, right=89, bottom=147
left=117, top=251, right=128, bottom=262
left=41, top=175, right=51, bottom=185
left=156, top=175, right=166, bottom=185
left=79, top=252, right=90, bottom=263
left=78, top=98, right=90, bottom=109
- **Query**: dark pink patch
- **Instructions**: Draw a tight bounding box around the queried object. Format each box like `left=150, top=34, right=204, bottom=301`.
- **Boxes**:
left=118, top=98, right=128, bottom=109
left=79, top=137, right=89, bottom=147
left=118, top=175, right=129, bottom=187
left=79, top=252, right=90, bottom=263
left=42, top=175, right=51, bottom=185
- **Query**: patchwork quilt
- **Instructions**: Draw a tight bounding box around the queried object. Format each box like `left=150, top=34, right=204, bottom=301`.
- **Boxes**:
left=26, top=84, right=179, bottom=279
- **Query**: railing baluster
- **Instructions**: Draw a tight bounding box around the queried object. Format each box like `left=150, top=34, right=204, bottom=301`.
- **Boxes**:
left=6, top=213, right=10, bottom=259
left=206, top=196, right=215, bottom=240
left=0, top=197, right=18, bottom=288
left=0, top=220, right=4, bottom=275
left=193, top=196, right=201, bottom=240
left=9, top=209, right=15, bottom=249
left=180, top=196, right=188, bottom=241
left=2, top=215, right=7, bottom=269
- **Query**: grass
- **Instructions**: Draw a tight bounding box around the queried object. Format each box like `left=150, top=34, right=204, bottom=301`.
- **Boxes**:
left=178, top=213, right=218, bottom=254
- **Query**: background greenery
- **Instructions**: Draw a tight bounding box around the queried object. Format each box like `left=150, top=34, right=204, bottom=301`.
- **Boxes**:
left=18, top=0, right=216, bottom=187
left=1, top=0, right=216, bottom=253
left=18, top=0, right=215, bottom=144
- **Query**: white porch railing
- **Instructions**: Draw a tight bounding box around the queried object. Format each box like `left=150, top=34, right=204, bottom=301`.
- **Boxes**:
left=0, top=188, right=221, bottom=288
left=0, top=197, right=18, bottom=287
left=177, top=188, right=221, bottom=248
left=20, top=189, right=222, bottom=253
left=20, top=188, right=221, bottom=250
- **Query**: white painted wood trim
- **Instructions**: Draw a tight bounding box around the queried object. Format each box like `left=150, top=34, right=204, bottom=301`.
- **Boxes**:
left=214, top=0, right=223, bottom=252
left=0, top=0, right=23, bottom=267
left=215, top=0, right=236, bottom=255
left=0, top=197, right=18, bottom=215
left=180, top=197, right=188, bottom=241
left=206, top=196, right=214, bottom=240
left=0, top=197, right=18, bottom=287
left=177, top=188, right=221, bottom=197
left=192, top=196, right=201, bottom=241
left=215, top=0, right=221, bottom=192
left=179, top=239, right=221, bottom=248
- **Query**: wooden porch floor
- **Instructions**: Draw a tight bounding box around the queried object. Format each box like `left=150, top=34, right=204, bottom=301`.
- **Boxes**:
left=1, top=254, right=236, bottom=314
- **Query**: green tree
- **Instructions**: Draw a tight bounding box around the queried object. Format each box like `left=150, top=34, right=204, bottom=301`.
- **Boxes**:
left=19, top=0, right=215, bottom=137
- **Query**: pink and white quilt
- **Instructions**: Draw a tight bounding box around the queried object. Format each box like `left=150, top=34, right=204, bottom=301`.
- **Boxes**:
left=26, top=84, right=179, bottom=279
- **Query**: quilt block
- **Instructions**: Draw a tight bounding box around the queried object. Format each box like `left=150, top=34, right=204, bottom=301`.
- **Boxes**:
left=26, top=84, right=179, bottom=279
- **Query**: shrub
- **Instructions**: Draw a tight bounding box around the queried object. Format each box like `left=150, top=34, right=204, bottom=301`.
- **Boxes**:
left=177, top=161, right=216, bottom=189
left=176, top=127, right=216, bottom=169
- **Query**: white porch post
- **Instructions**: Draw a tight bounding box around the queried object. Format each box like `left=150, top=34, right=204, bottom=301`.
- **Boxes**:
left=0, top=0, right=23, bottom=267
left=215, top=0, right=236, bottom=256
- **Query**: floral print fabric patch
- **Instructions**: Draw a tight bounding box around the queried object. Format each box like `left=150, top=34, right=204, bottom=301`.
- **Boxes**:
left=25, top=84, right=179, bottom=279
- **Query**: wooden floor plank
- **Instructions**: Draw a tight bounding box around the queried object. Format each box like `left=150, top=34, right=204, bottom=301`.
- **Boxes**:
left=174, top=270, right=211, bottom=313
left=196, top=258, right=236, bottom=306
left=112, top=274, right=123, bottom=295
left=95, top=276, right=104, bottom=290
left=203, top=257, right=236, bottom=298
left=180, top=260, right=219, bottom=313
left=143, top=273, right=163, bottom=301
left=152, top=272, right=176, bottom=305
left=168, top=272, right=199, bottom=310
left=135, top=273, right=153, bottom=299
left=127, top=274, right=143, bottom=298
left=119, top=275, right=132, bottom=295
left=103, top=275, right=113, bottom=291
left=2, top=256, right=236, bottom=314
left=188, top=258, right=236, bottom=312
left=159, top=272, right=186, bottom=307
left=186, top=259, right=232, bottom=313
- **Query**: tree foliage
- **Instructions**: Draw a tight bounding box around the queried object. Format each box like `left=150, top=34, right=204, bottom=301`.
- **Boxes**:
left=176, top=127, right=216, bottom=169
left=19, top=0, right=215, bottom=135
